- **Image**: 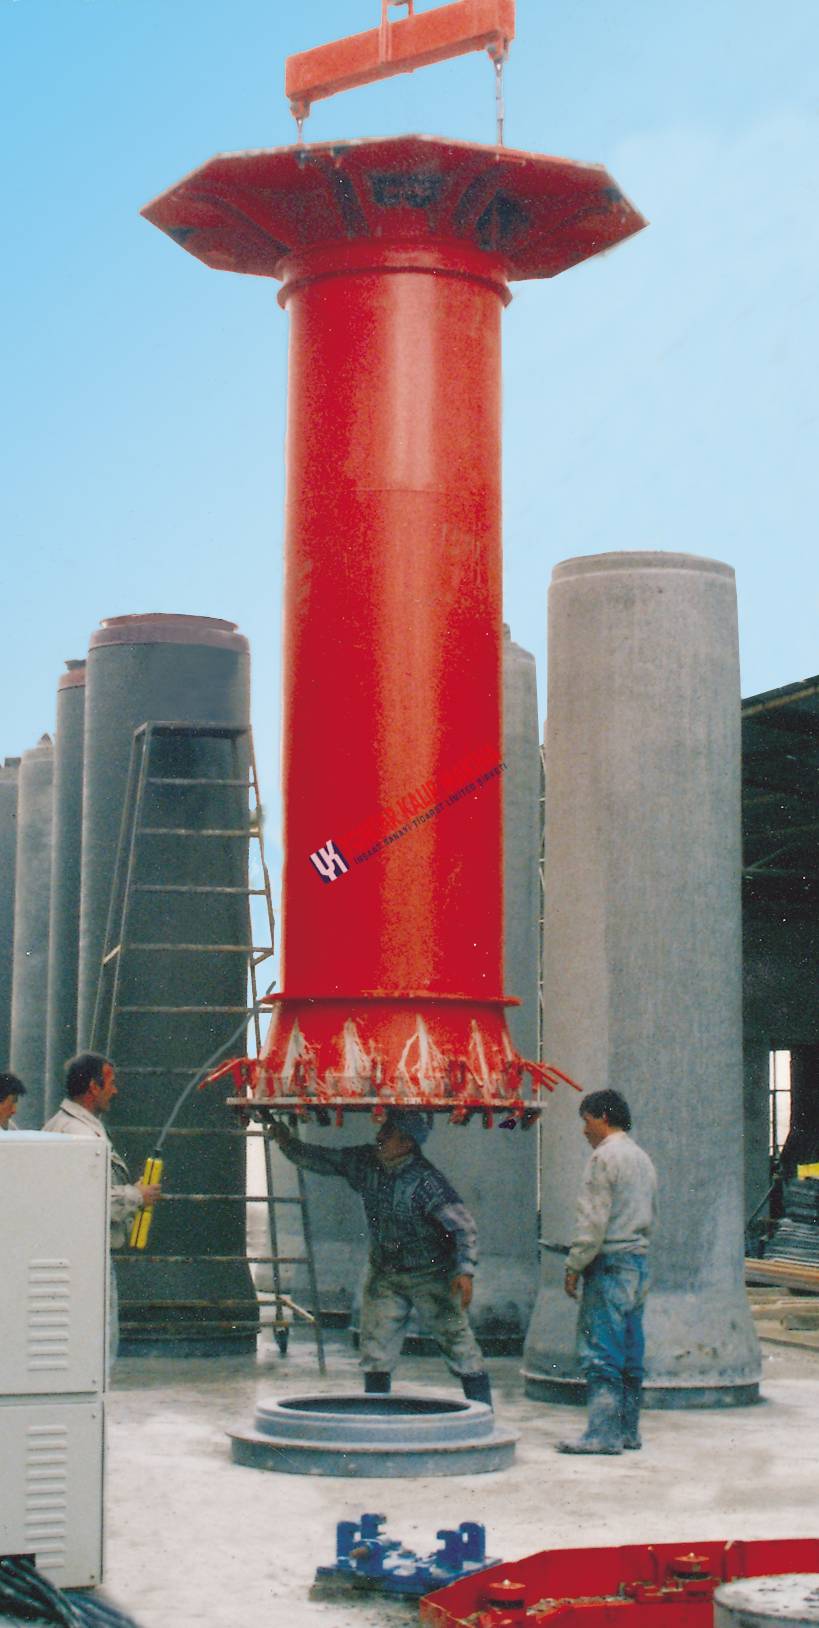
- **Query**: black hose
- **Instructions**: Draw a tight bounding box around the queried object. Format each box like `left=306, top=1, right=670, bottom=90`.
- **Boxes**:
left=0, top=1558, right=142, bottom=1628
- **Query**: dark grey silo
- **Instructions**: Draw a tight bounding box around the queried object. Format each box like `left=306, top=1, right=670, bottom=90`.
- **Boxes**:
left=44, top=662, right=86, bottom=1116
left=78, top=613, right=257, bottom=1353
left=10, top=737, right=54, bottom=1126
left=0, top=757, right=21, bottom=1069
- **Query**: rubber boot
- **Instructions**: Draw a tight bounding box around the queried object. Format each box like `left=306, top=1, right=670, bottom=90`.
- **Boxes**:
left=364, top=1370, right=391, bottom=1394
left=461, top=1371, right=493, bottom=1408
left=622, top=1377, right=642, bottom=1450
left=557, top=1377, right=623, bottom=1454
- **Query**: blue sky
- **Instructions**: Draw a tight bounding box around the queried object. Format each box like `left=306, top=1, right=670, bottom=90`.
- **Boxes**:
left=2, top=0, right=817, bottom=879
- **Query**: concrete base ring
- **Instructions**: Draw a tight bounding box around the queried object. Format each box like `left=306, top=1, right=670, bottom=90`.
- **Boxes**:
left=521, top=1372, right=761, bottom=1409
left=229, top=1389, right=517, bottom=1476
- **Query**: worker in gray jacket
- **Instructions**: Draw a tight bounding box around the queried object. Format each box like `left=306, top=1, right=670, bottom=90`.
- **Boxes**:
left=559, top=1088, right=657, bottom=1456
left=43, top=1052, right=161, bottom=1364
left=269, top=1108, right=493, bottom=1407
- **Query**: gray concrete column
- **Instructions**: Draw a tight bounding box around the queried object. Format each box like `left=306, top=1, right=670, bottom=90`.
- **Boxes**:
left=523, top=551, right=760, bottom=1407
left=0, top=758, right=20, bottom=1070
left=10, top=737, right=54, bottom=1127
left=44, top=662, right=86, bottom=1116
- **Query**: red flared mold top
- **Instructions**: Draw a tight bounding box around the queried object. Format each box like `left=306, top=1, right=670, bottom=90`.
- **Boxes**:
left=141, top=134, right=646, bottom=283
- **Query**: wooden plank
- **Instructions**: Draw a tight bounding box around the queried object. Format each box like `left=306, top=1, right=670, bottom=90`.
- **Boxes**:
left=745, top=1257, right=819, bottom=1293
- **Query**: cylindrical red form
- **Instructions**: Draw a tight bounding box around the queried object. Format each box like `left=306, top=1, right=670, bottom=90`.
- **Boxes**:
left=281, top=240, right=506, bottom=995
left=265, top=239, right=517, bottom=1101
left=141, top=134, right=647, bottom=1105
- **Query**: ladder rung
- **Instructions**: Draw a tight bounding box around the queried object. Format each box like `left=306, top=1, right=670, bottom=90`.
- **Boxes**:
left=157, top=1194, right=306, bottom=1203
left=117, top=1255, right=305, bottom=1265
left=138, top=827, right=250, bottom=837
left=112, top=1070, right=214, bottom=1079
left=154, top=1193, right=307, bottom=1204
left=124, top=943, right=266, bottom=953
left=102, top=946, right=121, bottom=965
left=146, top=777, right=250, bottom=787
left=118, top=1004, right=254, bottom=1014
left=136, top=723, right=248, bottom=740
left=132, top=884, right=265, bottom=894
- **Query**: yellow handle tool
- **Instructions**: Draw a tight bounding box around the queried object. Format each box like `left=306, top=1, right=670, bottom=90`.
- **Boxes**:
left=130, top=1155, right=163, bottom=1249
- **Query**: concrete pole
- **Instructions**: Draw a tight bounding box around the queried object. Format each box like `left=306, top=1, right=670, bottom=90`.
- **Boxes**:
left=523, top=551, right=760, bottom=1406
left=44, top=662, right=86, bottom=1115
left=10, top=737, right=54, bottom=1128
left=0, top=758, right=20, bottom=1070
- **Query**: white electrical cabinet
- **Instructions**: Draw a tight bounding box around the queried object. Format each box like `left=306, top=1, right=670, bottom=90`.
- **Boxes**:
left=0, top=1132, right=108, bottom=1587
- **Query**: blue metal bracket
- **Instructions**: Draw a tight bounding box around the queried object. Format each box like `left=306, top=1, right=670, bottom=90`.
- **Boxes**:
left=314, top=1511, right=499, bottom=1598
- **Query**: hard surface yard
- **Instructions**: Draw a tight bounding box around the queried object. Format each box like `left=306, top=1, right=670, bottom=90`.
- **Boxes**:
left=100, top=1326, right=819, bottom=1628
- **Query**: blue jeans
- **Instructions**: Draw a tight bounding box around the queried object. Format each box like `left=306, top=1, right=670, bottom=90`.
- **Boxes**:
left=577, top=1252, right=648, bottom=1387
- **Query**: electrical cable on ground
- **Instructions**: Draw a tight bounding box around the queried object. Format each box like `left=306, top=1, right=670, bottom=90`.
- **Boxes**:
left=0, top=1556, right=143, bottom=1626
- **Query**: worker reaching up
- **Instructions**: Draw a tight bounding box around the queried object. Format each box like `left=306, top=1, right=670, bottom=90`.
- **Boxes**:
left=269, top=1108, right=493, bottom=1407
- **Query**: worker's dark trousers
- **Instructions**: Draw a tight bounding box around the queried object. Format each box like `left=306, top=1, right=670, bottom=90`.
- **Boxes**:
left=359, top=1263, right=484, bottom=1377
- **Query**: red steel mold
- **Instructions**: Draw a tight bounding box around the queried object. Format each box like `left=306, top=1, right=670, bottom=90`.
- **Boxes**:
left=420, top=1538, right=819, bottom=1627
left=142, top=8, right=645, bottom=1113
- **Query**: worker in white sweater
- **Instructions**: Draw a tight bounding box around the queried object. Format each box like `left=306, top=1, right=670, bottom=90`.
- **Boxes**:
left=43, top=1052, right=161, bottom=1367
left=559, top=1088, right=657, bottom=1456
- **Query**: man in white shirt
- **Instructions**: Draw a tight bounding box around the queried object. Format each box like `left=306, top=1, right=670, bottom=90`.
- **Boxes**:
left=559, top=1088, right=657, bottom=1456
left=43, top=1052, right=161, bottom=1364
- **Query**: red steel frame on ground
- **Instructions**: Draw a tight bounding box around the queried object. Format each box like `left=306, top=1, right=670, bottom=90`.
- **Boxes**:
left=420, top=1537, right=819, bottom=1627
left=142, top=4, right=645, bottom=1115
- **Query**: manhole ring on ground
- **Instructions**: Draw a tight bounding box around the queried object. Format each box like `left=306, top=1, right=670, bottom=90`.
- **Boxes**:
left=229, top=1389, right=517, bottom=1476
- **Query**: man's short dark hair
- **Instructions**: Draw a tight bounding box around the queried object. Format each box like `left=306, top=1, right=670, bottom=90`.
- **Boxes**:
left=0, top=1071, right=25, bottom=1103
left=65, top=1052, right=112, bottom=1099
left=579, top=1089, right=632, bottom=1131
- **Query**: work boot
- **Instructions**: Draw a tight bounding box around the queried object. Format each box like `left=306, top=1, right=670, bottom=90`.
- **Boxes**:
left=364, top=1370, right=391, bottom=1394
left=557, top=1377, right=623, bottom=1455
left=622, top=1378, right=642, bottom=1450
left=461, top=1371, right=493, bottom=1408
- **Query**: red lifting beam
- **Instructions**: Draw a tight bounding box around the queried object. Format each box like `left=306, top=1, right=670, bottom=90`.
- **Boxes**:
left=286, top=0, right=516, bottom=119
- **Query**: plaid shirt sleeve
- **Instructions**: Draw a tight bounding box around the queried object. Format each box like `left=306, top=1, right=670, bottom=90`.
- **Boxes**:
left=427, top=1196, right=479, bottom=1275
left=278, top=1135, right=370, bottom=1187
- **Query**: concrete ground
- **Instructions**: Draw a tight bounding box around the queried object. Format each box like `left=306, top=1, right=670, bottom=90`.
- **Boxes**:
left=101, top=1334, right=819, bottom=1628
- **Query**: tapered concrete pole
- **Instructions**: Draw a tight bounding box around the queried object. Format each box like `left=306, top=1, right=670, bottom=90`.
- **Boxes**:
left=0, top=758, right=21, bottom=1069
left=10, top=736, right=54, bottom=1128
left=44, top=661, right=86, bottom=1116
left=523, top=551, right=760, bottom=1406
